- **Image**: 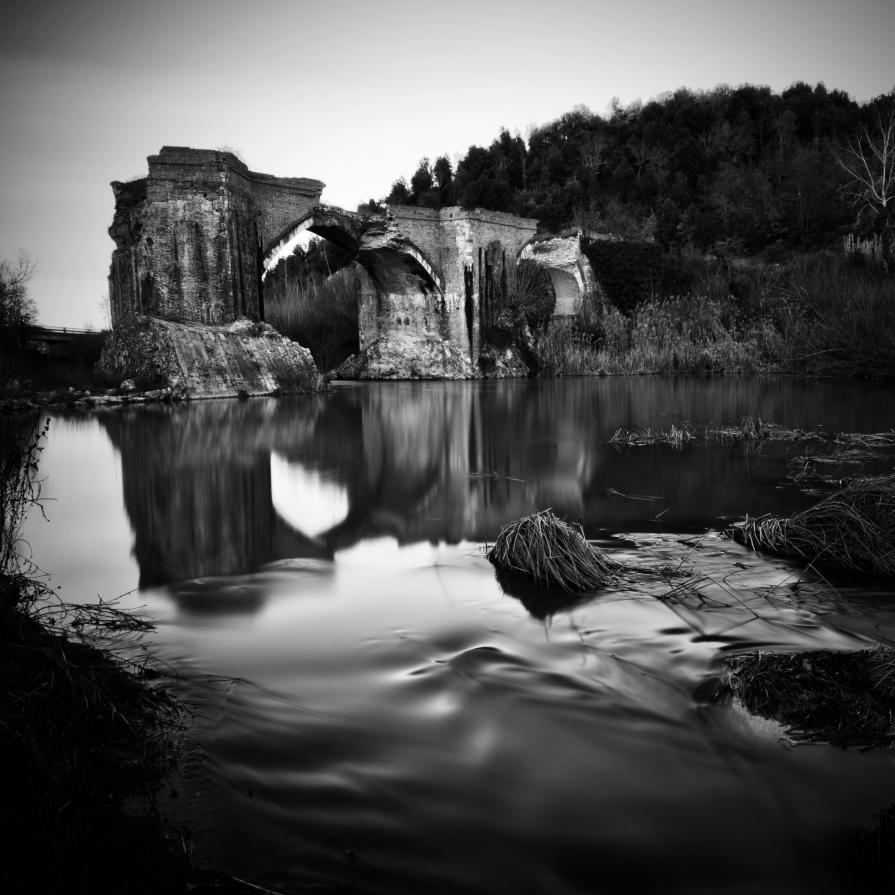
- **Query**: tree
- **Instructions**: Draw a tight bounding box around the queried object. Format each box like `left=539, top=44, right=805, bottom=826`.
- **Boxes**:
left=0, top=252, right=36, bottom=330
left=409, top=158, right=441, bottom=208
left=433, top=156, right=454, bottom=205
left=410, top=158, right=434, bottom=198
left=357, top=198, right=383, bottom=217
left=837, top=112, right=895, bottom=229
left=385, top=177, right=411, bottom=206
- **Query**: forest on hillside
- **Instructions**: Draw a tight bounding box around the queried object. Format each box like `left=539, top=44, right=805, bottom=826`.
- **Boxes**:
left=371, top=83, right=895, bottom=255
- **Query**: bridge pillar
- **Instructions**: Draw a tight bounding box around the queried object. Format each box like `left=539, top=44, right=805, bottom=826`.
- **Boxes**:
left=108, top=147, right=323, bottom=328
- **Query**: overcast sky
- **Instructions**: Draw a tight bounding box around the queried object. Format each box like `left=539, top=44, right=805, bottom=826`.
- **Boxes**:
left=1, top=0, right=893, bottom=328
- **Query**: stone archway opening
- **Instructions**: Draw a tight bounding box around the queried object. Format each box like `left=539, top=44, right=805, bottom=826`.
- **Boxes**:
left=261, top=218, right=365, bottom=373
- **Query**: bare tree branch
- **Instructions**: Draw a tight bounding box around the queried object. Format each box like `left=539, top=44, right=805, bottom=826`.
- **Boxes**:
left=0, top=251, right=37, bottom=329
left=837, top=113, right=895, bottom=224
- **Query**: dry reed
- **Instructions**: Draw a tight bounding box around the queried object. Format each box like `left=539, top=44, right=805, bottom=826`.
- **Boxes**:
left=731, top=474, right=895, bottom=577
left=487, top=509, right=617, bottom=593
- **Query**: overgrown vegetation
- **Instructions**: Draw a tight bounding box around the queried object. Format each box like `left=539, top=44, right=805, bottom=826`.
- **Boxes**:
left=534, top=251, right=895, bottom=378
left=264, top=239, right=360, bottom=371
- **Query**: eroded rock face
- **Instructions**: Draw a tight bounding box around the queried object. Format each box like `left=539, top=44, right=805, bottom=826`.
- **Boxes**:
left=478, top=307, right=539, bottom=378
left=98, top=316, right=320, bottom=398
left=338, top=333, right=476, bottom=380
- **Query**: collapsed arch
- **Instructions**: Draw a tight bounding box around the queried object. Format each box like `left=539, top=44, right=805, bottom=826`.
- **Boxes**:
left=517, top=235, right=598, bottom=317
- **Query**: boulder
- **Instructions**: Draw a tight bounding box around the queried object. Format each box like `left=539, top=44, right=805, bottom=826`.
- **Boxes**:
left=99, top=316, right=321, bottom=399
left=355, top=333, right=476, bottom=380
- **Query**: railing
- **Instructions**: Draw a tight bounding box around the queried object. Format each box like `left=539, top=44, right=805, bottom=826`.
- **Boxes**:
left=24, top=325, right=97, bottom=339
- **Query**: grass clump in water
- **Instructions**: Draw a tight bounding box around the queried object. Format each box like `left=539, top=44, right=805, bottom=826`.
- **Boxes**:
left=730, top=474, right=895, bottom=577
left=487, top=509, right=617, bottom=593
left=705, top=415, right=823, bottom=442
left=609, top=424, right=696, bottom=448
left=722, top=646, right=895, bottom=748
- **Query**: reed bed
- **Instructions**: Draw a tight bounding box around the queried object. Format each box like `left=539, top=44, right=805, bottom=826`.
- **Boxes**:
left=487, top=509, right=617, bottom=593
left=609, top=424, right=696, bottom=448
left=731, top=474, right=895, bottom=577
left=723, top=646, right=895, bottom=748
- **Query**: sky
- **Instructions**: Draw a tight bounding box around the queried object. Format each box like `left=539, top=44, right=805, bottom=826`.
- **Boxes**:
left=1, top=0, right=893, bottom=328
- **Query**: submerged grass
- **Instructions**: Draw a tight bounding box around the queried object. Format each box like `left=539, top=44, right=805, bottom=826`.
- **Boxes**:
left=487, top=509, right=618, bottom=593
left=730, top=474, right=895, bottom=577
left=722, top=646, right=895, bottom=748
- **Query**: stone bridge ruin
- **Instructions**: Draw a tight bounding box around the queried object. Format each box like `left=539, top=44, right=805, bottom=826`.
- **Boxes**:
left=108, top=147, right=601, bottom=382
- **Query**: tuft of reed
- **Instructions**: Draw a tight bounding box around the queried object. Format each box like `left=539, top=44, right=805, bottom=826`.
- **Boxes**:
left=731, top=474, right=895, bottom=577
left=487, top=509, right=617, bottom=593
left=723, top=645, right=895, bottom=748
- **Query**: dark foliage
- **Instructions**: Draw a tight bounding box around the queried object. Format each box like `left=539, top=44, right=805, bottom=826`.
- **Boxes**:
left=1, top=331, right=112, bottom=391
left=581, top=240, right=665, bottom=314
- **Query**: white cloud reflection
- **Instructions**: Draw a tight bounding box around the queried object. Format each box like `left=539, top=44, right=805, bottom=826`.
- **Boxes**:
left=270, top=452, right=349, bottom=539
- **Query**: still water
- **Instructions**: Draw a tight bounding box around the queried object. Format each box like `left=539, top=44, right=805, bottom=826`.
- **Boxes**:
left=24, top=377, right=895, bottom=894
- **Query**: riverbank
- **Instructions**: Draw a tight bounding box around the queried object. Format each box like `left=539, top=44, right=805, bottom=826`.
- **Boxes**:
left=0, top=422, right=271, bottom=893
left=0, top=572, right=187, bottom=894
left=0, top=418, right=183, bottom=892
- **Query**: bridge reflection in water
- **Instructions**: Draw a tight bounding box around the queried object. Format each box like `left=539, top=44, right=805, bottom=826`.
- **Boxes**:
left=99, top=376, right=893, bottom=603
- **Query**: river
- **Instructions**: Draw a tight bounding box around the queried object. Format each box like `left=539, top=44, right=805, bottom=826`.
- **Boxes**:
left=23, top=376, right=895, bottom=894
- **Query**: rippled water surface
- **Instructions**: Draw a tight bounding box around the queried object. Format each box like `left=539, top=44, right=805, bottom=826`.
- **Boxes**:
left=24, top=377, right=895, bottom=894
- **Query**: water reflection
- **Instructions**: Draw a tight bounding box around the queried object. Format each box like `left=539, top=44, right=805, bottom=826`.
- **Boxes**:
left=99, top=377, right=894, bottom=598
left=30, top=379, right=895, bottom=894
